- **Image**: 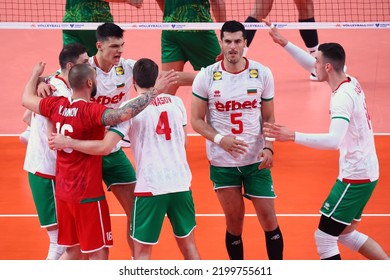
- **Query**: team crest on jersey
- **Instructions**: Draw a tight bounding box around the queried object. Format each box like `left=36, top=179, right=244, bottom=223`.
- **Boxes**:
left=213, top=71, right=222, bottom=80
left=249, top=69, right=258, bottom=78
left=115, top=66, right=124, bottom=75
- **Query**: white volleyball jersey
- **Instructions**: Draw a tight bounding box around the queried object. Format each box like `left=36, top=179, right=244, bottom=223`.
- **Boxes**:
left=192, top=59, right=275, bottom=167
left=89, top=56, right=136, bottom=152
left=112, top=94, right=192, bottom=196
left=23, top=76, right=72, bottom=177
left=330, top=76, right=379, bottom=182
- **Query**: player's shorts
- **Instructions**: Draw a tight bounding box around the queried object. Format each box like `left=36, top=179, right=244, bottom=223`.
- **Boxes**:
left=62, top=1, right=113, bottom=56
left=28, top=172, right=57, bottom=227
left=320, top=179, right=377, bottom=225
left=161, top=30, right=221, bottom=70
left=102, top=148, right=136, bottom=190
left=210, top=163, right=276, bottom=198
left=131, top=190, right=196, bottom=244
left=56, top=197, right=113, bottom=253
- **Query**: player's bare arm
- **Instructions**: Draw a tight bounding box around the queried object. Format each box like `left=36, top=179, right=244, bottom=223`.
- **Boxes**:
left=104, top=69, right=178, bottom=126
left=22, top=62, right=46, bottom=113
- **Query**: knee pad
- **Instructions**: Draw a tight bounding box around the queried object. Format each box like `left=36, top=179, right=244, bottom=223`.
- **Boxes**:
left=338, top=230, right=368, bottom=252
left=314, top=229, right=340, bottom=259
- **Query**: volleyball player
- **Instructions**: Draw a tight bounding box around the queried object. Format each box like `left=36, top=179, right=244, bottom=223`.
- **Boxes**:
left=191, top=20, right=284, bottom=260
left=22, top=43, right=88, bottom=260
left=48, top=58, right=200, bottom=260
left=263, top=23, right=389, bottom=260
left=22, top=62, right=177, bottom=259
left=157, top=0, right=226, bottom=94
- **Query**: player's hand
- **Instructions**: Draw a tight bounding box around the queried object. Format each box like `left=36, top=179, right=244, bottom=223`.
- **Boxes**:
left=48, top=133, right=67, bottom=151
left=32, top=61, right=46, bottom=77
left=37, top=81, right=56, bottom=98
left=262, top=18, right=288, bottom=47
left=263, top=122, right=295, bottom=142
left=127, top=0, right=143, bottom=8
left=257, top=148, right=273, bottom=170
left=154, top=69, right=179, bottom=94
left=220, top=135, right=248, bottom=158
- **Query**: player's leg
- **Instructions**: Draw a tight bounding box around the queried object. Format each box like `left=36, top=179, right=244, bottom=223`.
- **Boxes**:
left=316, top=180, right=378, bottom=259
left=28, top=173, right=65, bottom=260
left=246, top=0, right=274, bottom=47
left=294, top=0, right=318, bottom=52
left=184, top=31, right=221, bottom=70
left=168, top=191, right=200, bottom=260
left=77, top=200, right=113, bottom=260
left=211, top=165, right=245, bottom=259
left=339, top=220, right=389, bottom=260
left=161, top=30, right=187, bottom=95
left=102, top=149, right=136, bottom=257
left=131, top=196, right=168, bottom=259
left=243, top=165, right=283, bottom=259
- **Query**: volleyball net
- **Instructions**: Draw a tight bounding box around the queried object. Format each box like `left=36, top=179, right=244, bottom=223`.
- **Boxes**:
left=0, top=0, right=390, bottom=30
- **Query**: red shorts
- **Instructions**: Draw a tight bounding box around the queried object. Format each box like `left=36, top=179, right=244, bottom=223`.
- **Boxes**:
left=56, top=198, right=113, bottom=253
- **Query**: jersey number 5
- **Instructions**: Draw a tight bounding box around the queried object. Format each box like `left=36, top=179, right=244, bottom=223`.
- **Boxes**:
left=231, top=113, right=243, bottom=134
left=156, top=111, right=172, bottom=140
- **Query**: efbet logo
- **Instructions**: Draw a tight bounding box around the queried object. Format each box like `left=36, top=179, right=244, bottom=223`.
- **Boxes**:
left=115, top=66, right=124, bottom=75
left=249, top=69, right=258, bottom=78
left=214, top=99, right=258, bottom=112
left=213, top=71, right=222, bottom=81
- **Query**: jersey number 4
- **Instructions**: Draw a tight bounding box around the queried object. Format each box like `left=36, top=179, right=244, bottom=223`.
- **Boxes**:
left=156, top=111, right=172, bottom=140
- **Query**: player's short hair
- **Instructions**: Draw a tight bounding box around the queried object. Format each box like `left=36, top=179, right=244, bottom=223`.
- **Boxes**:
left=68, top=64, right=95, bottom=90
left=220, top=20, right=246, bottom=40
left=318, top=43, right=346, bottom=72
left=96, top=22, right=124, bottom=42
left=133, top=58, right=159, bottom=89
left=59, top=43, right=88, bottom=70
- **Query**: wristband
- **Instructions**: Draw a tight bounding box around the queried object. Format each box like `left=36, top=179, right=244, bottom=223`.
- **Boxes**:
left=263, top=147, right=274, bottom=155
left=213, top=134, right=224, bottom=145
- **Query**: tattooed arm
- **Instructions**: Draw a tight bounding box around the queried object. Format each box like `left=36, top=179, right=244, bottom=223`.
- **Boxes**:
left=103, top=88, right=158, bottom=126
left=103, top=69, right=178, bottom=126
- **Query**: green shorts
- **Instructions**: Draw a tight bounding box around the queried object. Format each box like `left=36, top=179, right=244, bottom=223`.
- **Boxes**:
left=131, top=191, right=196, bottom=244
left=28, top=172, right=57, bottom=227
left=62, top=1, right=113, bottom=56
left=161, top=30, right=221, bottom=70
left=320, top=179, right=377, bottom=224
left=102, top=148, right=136, bottom=190
left=210, top=163, right=276, bottom=199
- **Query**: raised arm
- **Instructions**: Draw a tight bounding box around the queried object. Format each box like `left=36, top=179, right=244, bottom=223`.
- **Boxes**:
left=22, top=62, right=46, bottom=114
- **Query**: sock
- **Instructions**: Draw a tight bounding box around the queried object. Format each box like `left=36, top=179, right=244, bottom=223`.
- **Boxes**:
left=298, top=17, right=319, bottom=49
left=225, top=231, right=244, bottom=260
left=245, top=16, right=259, bottom=47
left=323, top=254, right=341, bottom=260
left=265, top=226, right=284, bottom=260
left=46, top=229, right=65, bottom=260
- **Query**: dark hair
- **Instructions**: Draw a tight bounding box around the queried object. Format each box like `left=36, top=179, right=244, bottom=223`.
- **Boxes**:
left=59, top=43, right=87, bottom=70
left=133, top=58, right=159, bottom=89
left=220, top=20, right=246, bottom=39
left=96, top=22, right=124, bottom=42
left=68, top=64, right=95, bottom=90
left=318, top=43, right=346, bottom=72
